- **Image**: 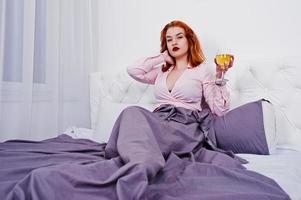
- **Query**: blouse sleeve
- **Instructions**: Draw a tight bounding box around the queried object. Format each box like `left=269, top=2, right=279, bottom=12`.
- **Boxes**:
left=201, top=65, right=230, bottom=116
left=127, top=53, right=165, bottom=84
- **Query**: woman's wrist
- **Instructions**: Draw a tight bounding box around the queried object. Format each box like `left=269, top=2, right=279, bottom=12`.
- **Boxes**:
left=161, top=50, right=174, bottom=65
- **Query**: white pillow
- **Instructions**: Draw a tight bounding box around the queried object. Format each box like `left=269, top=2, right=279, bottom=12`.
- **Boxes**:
left=92, top=99, right=156, bottom=143
left=261, top=100, right=277, bottom=154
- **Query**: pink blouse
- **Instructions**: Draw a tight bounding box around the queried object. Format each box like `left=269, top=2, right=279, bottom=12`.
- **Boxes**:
left=127, top=53, right=230, bottom=116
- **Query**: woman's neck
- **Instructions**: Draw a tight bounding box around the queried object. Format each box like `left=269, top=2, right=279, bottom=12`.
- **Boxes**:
left=175, top=54, right=188, bottom=70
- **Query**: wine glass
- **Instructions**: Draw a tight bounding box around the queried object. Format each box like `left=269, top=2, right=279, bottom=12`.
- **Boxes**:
left=214, top=50, right=233, bottom=85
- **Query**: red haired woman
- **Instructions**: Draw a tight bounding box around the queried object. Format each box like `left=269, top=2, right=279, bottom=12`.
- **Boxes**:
left=127, top=20, right=234, bottom=116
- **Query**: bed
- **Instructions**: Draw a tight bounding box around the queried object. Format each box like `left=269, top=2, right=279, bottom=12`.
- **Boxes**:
left=87, top=57, right=301, bottom=199
left=1, top=57, right=301, bottom=199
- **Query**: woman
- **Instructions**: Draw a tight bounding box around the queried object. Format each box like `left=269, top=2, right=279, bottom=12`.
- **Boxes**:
left=103, top=20, right=290, bottom=199
left=127, top=20, right=232, bottom=116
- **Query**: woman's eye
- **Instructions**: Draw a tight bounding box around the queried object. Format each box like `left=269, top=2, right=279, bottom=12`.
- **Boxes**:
left=167, top=40, right=172, bottom=42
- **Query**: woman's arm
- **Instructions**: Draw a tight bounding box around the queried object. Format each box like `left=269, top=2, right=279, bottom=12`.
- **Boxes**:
left=201, top=65, right=230, bottom=116
left=127, top=54, right=165, bottom=84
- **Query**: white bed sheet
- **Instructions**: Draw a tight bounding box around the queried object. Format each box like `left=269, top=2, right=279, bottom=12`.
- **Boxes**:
left=239, top=146, right=301, bottom=200
left=64, top=127, right=301, bottom=199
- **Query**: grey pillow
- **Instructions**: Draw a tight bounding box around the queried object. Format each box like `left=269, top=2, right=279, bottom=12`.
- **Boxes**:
left=213, top=99, right=271, bottom=155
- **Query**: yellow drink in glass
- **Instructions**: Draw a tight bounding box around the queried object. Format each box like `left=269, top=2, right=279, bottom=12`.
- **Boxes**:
left=215, top=54, right=232, bottom=68
left=215, top=53, right=233, bottom=85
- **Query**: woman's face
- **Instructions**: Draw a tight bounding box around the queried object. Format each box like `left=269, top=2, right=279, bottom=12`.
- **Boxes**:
left=166, top=26, right=189, bottom=59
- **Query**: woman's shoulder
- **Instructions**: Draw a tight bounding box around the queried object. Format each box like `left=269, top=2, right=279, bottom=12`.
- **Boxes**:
left=192, top=62, right=212, bottom=73
left=190, top=62, right=215, bottom=81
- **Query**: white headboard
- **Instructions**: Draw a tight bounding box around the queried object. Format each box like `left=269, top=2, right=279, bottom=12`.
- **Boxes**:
left=90, top=57, right=301, bottom=146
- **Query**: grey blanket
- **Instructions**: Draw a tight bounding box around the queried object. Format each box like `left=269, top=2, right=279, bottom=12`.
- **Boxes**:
left=0, top=104, right=290, bottom=200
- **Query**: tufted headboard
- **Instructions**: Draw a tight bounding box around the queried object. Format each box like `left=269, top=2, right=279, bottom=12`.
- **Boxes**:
left=89, top=57, right=301, bottom=146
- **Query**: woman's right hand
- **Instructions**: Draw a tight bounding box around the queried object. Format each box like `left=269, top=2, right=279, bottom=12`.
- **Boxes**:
left=162, top=50, right=174, bottom=65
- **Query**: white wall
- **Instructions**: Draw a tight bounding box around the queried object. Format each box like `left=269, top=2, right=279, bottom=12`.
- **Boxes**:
left=97, top=0, right=301, bottom=73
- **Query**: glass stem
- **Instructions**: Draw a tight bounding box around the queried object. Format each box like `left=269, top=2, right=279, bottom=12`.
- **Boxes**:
left=221, top=71, right=224, bottom=82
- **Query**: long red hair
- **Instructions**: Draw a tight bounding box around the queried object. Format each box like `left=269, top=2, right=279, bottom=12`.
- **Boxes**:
left=160, top=20, right=205, bottom=72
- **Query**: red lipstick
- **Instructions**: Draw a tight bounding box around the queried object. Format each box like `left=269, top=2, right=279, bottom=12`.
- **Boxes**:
left=172, top=47, right=179, bottom=51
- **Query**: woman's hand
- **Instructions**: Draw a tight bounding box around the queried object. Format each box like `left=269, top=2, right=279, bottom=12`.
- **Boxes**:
left=162, top=50, right=175, bottom=65
left=214, top=55, right=234, bottom=78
